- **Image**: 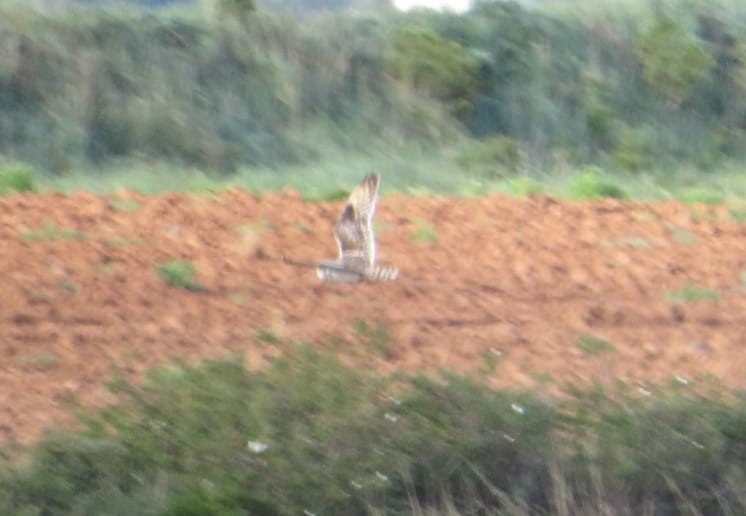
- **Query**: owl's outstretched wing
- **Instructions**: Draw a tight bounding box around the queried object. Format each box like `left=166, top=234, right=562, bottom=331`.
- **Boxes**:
left=333, top=173, right=379, bottom=269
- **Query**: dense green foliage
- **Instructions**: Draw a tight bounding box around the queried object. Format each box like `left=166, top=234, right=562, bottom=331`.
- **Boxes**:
left=1, top=0, right=746, bottom=181
left=0, top=348, right=743, bottom=514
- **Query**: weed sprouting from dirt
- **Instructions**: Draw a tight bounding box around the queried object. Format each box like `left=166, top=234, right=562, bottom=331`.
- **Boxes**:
left=255, top=329, right=281, bottom=345
left=108, top=198, right=142, bottom=212
left=19, top=221, right=86, bottom=242
left=15, top=353, right=57, bottom=371
left=664, top=285, right=718, bottom=303
left=56, top=279, right=77, bottom=294
left=155, top=259, right=201, bottom=290
left=412, top=219, right=438, bottom=243
left=576, top=334, right=617, bottom=355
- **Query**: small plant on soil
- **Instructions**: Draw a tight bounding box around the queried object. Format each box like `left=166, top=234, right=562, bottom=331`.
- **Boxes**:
left=15, top=352, right=57, bottom=371
left=412, top=219, right=438, bottom=243
left=567, top=167, right=627, bottom=200
left=665, top=284, right=718, bottom=303
left=57, top=279, right=77, bottom=294
left=254, top=329, right=281, bottom=345
left=20, top=221, right=86, bottom=242
left=155, top=259, right=201, bottom=290
left=577, top=333, right=617, bottom=355
left=108, top=198, right=142, bottom=212
left=0, top=161, right=35, bottom=195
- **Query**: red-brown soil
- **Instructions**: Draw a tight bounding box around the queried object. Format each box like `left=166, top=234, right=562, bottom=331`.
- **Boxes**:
left=1, top=189, right=745, bottom=444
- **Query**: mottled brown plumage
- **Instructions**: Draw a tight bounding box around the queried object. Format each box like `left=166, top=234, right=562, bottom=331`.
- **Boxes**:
left=315, top=173, right=398, bottom=282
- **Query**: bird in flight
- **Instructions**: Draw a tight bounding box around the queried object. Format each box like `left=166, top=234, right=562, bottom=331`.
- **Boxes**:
left=285, top=173, right=399, bottom=282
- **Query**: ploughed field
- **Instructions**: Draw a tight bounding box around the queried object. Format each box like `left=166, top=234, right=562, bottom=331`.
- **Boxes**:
left=1, top=189, right=745, bottom=444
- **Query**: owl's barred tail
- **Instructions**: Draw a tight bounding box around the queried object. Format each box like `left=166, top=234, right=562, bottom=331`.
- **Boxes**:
left=368, top=265, right=399, bottom=281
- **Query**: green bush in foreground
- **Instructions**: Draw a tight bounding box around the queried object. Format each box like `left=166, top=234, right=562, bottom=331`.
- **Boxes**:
left=0, top=348, right=744, bottom=515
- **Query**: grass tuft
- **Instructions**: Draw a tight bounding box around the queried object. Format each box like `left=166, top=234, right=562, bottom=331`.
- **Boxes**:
left=254, top=329, right=281, bottom=345
left=155, top=259, right=201, bottom=290
left=664, top=284, right=718, bottom=303
left=576, top=333, right=617, bottom=355
left=19, top=221, right=86, bottom=242
left=108, top=198, right=142, bottom=212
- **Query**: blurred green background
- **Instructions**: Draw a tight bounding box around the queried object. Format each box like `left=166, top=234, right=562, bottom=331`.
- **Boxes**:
left=1, top=0, right=745, bottom=198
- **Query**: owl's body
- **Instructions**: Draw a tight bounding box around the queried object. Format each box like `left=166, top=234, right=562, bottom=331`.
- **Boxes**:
left=314, top=173, right=399, bottom=282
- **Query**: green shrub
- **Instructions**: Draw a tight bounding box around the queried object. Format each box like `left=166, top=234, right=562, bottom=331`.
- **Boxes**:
left=0, top=162, right=36, bottom=195
left=567, top=166, right=628, bottom=200
left=155, top=259, right=201, bottom=290
left=1, top=348, right=745, bottom=515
